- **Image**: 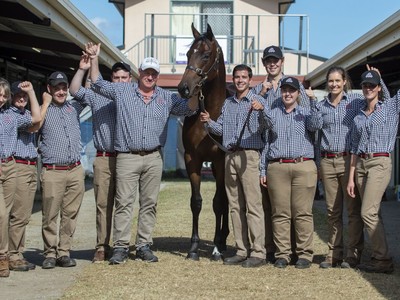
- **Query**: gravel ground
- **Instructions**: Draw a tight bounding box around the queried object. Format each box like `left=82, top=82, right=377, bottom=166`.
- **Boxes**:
left=2, top=180, right=400, bottom=299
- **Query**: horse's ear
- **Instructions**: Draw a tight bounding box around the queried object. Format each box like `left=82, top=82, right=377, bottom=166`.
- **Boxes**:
left=206, top=24, right=215, bottom=40
left=191, top=23, right=201, bottom=39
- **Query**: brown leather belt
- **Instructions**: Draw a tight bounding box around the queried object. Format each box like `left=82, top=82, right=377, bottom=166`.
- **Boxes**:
left=43, top=161, right=81, bottom=170
left=1, top=156, right=14, bottom=163
left=119, top=147, right=161, bottom=156
left=321, top=152, right=348, bottom=158
left=228, top=147, right=258, bottom=152
left=271, top=157, right=313, bottom=164
left=358, top=152, right=389, bottom=159
left=96, top=151, right=116, bottom=157
left=15, top=159, right=37, bottom=166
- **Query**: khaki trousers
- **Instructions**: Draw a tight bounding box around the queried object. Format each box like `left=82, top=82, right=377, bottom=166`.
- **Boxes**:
left=9, top=163, right=37, bottom=261
left=355, top=156, right=391, bottom=260
left=41, top=165, right=85, bottom=258
left=261, top=187, right=276, bottom=254
left=267, top=160, right=317, bottom=262
left=320, top=155, right=364, bottom=261
left=113, top=151, right=162, bottom=249
left=0, top=159, right=17, bottom=255
left=225, top=150, right=265, bottom=259
left=93, top=156, right=116, bottom=251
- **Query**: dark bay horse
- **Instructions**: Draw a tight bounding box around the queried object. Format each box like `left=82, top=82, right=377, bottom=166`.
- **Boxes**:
left=177, top=24, right=229, bottom=261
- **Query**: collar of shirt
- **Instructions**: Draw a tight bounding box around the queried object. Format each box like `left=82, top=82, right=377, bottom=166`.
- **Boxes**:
left=10, top=106, right=25, bottom=115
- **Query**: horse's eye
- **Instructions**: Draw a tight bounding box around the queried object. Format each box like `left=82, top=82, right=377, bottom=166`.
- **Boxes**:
left=202, top=54, right=210, bottom=61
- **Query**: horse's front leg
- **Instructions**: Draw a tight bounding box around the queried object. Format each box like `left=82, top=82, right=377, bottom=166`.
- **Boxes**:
left=211, top=157, right=229, bottom=261
left=186, top=159, right=203, bottom=261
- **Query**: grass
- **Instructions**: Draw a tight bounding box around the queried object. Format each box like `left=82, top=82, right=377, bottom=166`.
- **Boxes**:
left=62, top=180, right=399, bottom=300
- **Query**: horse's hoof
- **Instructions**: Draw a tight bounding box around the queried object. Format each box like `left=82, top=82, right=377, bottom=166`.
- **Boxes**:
left=186, top=252, right=200, bottom=261
left=210, top=253, right=223, bottom=261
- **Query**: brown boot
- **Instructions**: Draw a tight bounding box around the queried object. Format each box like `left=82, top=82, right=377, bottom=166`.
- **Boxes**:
left=0, top=256, right=10, bottom=277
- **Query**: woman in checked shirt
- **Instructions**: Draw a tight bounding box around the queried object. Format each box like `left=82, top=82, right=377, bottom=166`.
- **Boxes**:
left=310, top=66, right=389, bottom=270
left=262, top=76, right=317, bottom=269
left=347, top=70, right=397, bottom=274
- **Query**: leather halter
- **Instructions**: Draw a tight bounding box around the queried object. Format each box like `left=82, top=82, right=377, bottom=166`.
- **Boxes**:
left=185, top=45, right=221, bottom=88
left=185, top=43, right=221, bottom=112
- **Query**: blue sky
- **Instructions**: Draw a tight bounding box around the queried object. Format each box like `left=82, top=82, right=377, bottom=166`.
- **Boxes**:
left=71, top=0, right=399, bottom=59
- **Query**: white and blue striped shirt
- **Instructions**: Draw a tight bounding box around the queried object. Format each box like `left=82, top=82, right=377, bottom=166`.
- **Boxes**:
left=350, top=90, right=400, bottom=155
left=39, top=100, right=84, bottom=165
left=72, top=86, right=116, bottom=153
left=92, top=80, right=195, bottom=152
left=9, top=106, right=37, bottom=159
left=206, top=90, right=270, bottom=150
left=0, top=108, right=32, bottom=159
left=261, top=103, right=315, bottom=176
left=309, top=92, right=364, bottom=153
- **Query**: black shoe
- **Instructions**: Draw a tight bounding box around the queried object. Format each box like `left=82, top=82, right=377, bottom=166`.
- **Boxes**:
left=42, top=257, right=56, bottom=269
left=223, top=255, right=247, bottom=265
left=274, top=258, right=288, bottom=268
left=56, top=256, right=76, bottom=268
left=109, top=248, right=129, bottom=265
left=136, top=245, right=158, bottom=262
left=296, top=258, right=311, bottom=269
left=241, top=257, right=266, bottom=268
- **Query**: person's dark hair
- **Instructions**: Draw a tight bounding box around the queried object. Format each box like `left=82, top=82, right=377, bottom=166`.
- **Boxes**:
left=325, top=66, right=352, bottom=92
left=232, top=64, right=253, bottom=78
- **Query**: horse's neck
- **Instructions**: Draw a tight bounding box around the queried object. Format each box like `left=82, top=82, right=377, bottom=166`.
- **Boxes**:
left=203, top=75, right=226, bottom=115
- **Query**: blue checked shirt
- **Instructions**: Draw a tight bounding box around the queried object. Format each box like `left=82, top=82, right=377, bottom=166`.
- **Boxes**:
left=206, top=90, right=271, bottom=150
left=9, top=107, right=37, bottom=159
left=309, top=92, right=365, bottom=153
left=260, top=103, right=316, bottom=176
left=0, top=108, right=32, bottom=159
left=252, top=74, right=310, bottom=108
left=72, top=86, right=116, bottom=152
left=92, top=79, right=195, bottom=152
left=39, top=100, right=84, bottom=165
left=309, top=79, right=391, bottom=154
left=350, top=90, right=400, bottom=155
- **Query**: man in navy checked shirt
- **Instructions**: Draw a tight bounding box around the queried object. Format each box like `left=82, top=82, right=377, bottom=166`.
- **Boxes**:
left=0, top=79, right=40, bottom=278
left=87, top=42, right=198, bottom=264
left=200, top=64, right=270, bottom=268
left=8, top=81, right=40, bottom=272
left=38, top=71, right=86, bottom=270
left=70, top=55, right=132, bottom=263
left=252, top=45, right=311, bottom=264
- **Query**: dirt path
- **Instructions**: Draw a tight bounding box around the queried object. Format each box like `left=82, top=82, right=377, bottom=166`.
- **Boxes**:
left=2, top=181, right=399, bottom=299
left=2, top=182, right=96, bottom=300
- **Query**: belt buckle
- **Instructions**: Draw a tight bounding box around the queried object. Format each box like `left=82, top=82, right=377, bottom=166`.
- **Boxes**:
left=295, top=157, right=303, bottom=163
left=138, top=151, right=146, bottom=156
left=367, top=153, right=374, bottom=159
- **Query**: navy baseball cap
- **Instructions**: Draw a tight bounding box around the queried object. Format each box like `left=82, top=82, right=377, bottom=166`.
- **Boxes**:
left=281, top=77, right=300, bottom=90
left=360, top=70, right=380, bottom=86
left=111, top=62, right=131, bottom=73
left=11, top=81, right=23, bottom=95
left=262, top=46, right=283, bottom=60
left=48, top=71, right=68, bottom=86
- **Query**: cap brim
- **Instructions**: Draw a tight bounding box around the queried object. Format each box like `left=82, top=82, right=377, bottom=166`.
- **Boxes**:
left=361, top=80, right=379, bottom=85
left=281, top=83, right=299, bottom=90
left=263, top=54, right=282, bottom=60
left=49, top=79, right=68, bottom=86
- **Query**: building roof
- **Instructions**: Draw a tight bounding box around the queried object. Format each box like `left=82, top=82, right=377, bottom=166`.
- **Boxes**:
left=306, top=10, right=400, bottom=93
left=0, top=0, right=136, bottom=80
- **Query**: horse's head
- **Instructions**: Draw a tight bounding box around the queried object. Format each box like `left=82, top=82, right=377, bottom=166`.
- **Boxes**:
left=178, top=23, right=223, bottom=99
